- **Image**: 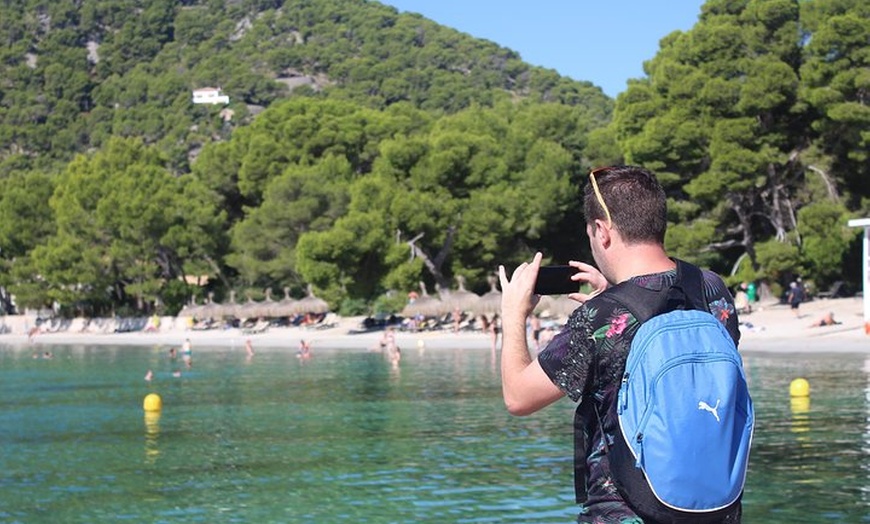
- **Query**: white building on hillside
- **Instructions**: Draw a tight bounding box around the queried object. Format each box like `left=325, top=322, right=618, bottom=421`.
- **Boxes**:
left=192, top=87, right=230, bottom=105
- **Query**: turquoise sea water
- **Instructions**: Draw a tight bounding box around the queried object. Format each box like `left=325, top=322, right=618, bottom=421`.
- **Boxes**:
left=0, top=342, right=868, bottom=523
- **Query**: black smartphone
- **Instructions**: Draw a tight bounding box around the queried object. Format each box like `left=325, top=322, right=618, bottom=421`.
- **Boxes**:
left=534, top=265, right=578, bottom=295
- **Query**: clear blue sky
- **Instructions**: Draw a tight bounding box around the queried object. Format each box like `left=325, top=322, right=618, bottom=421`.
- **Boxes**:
left=379, top=1, right=706, bottom=98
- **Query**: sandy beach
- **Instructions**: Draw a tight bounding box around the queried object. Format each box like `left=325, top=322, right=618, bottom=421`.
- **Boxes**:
left=1, top=295, right=867, bottom=353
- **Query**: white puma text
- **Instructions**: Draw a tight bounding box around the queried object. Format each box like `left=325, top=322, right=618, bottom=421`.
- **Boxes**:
left=698, top=399, right=721, bottom=422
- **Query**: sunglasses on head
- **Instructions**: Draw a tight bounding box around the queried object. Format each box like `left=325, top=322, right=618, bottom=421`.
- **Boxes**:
left=589, top=167, right=613, bottom=229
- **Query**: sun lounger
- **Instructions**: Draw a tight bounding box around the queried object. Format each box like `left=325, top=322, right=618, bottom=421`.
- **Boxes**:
left=307, top=312, right=339, bottom=330
left=242, top=320, right=269, bottom=335
left=817, top=281, right=847, bottom=299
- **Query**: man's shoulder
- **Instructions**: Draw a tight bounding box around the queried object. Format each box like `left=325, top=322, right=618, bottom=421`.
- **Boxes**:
left=700, top=267, right=728, bottom=285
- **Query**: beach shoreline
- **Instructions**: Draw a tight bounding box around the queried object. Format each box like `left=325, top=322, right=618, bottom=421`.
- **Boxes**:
left=2, top=296, right=867, bottom=353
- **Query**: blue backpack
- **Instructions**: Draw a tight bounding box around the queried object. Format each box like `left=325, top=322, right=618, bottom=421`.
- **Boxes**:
left=603, top=260, right=754, bottom=523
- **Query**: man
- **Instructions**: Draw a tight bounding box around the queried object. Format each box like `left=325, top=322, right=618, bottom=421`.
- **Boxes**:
left=499, top=165, right=740, bottom=523
left=182, top=338, right=192, bottom=368
left=787, top=281, right=804, bottom=317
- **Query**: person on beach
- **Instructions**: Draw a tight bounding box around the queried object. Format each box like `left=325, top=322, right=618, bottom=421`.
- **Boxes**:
left=181, top=338, right=192, bottom=368
left=482, top=314, right=500, bottom=352
left=377, top=327, right=396, bottom=352
left=498, top=165, right=741, bottom=523
left=537, top=325, right=556, bottom=349
left=787, top=281, right=804, bottom=318
left=746, top=281, right=758, bottom=304
left=389, top=344, right=401, bottom=368
left=809, top=312, right=840, bottom=328
left=245, top=339, right=255, bottom=357
left=168, top=347, right=177, bottom=359
left=529, top=314, right=541, bottom=351
left=452, top=307, right=462, bottom=334
left=380, top=328, right=400, bottom=365
left=298, top=339, right=311, bottom=359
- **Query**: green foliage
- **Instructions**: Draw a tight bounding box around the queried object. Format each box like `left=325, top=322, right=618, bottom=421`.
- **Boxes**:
left=0, top=0, right=612, bottom=172
left=337, top=296, right=368, bottom=317
left=665, top=218, right=723, bottom=269
left=0, top=171, right=56, bottom=264
left=1, top=0, right=867, bottom=315
left=160, top=278, right=197, bottom=316
left=796, top=201, right=858, bottom=286
left=16, top=137, right=225, bottom=314
left=726, top=254, right=759, bottom=289
left=227, top=154, right=352, bottom=288
left=616, top=0, right=869, bottom=291
left=371, top=290, right=408, bottom=316
left=754, top=238, right=802, bottom=283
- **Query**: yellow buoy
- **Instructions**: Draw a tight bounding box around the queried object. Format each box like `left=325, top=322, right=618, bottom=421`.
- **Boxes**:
left=790, top=396, right=811, bottom=415
left=143, top=393, right=163, bottom=412
left=789, top=378, right=810, bottom=398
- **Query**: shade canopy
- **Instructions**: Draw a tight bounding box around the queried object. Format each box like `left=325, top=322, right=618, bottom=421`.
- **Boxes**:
left=237, top=290, right=276, bottom=320
left=271, top=287, right=300, bottom=318
left=178, top=297, right=203, bottom=318
left=218, top=291, right=241, bottom=318
left=293, top=284, right=329, bottom=314
left=401, top=281, right=445, bottom=317
left=471, top=277, right=501, bottom=316
left=198, top=292, right=223, bottom=319
left=440, top=275, right=480, bottom=312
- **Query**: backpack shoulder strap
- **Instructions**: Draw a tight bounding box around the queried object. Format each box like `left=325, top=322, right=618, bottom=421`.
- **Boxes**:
left=603, top=259, right=709, bottom=323
left=672, top=259, right=708, bottom=313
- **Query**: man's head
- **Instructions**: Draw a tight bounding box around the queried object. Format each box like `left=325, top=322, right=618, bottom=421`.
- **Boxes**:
left=583, top=165, right=667, bottom=245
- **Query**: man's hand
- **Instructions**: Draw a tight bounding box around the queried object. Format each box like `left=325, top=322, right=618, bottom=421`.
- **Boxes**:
left=567, top=261, right=608, bottom=304
left=498, top=252, right=542, bottom=323
left=498, top=252, right=565, bottom=416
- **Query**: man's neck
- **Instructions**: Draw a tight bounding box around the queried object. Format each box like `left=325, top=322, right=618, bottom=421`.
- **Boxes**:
left=610, top=244, right=675, bottom=284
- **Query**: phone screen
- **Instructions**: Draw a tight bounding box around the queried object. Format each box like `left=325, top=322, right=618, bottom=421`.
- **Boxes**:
left=534, top=265, right=578, bottom=295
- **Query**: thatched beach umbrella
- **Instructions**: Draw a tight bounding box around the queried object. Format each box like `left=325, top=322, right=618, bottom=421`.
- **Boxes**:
left=271, top=287, right=299, bottom=318
left=471, top=276, right=502, bottom=316
left=258, top=289, right=278, bottom=318
left=217, top=290, right=241, bottom=319
left=238, top=291, right=273, bottom=320
left=198, top=292, right=222, bottom=319
left=401, top=281, right=444, bottom=317
left=293, top=284, right=330, bottom=315
left=440, top=275, right=480, bottom=313
left=178, top=296, right=203, bottom=318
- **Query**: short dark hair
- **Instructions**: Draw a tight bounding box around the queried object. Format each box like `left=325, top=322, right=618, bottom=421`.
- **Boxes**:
left=583, top=165, right=667, bottom=244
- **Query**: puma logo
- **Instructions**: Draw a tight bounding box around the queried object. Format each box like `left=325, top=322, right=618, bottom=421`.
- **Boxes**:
left=698, top=399, right=721, bottom=422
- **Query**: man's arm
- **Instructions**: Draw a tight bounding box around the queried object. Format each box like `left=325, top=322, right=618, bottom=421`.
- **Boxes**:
left=499, top=253, right=565, bottom=416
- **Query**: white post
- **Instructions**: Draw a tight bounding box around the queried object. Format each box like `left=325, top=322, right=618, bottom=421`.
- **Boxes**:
left=848, top=218, right=870, bottom=335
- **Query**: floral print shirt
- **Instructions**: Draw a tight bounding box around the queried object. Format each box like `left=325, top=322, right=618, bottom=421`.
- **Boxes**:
left=537, top=267, right=740, bottom=523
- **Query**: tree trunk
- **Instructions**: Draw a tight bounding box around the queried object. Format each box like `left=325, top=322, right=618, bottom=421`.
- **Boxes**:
left=0, top=286, right=14, bottom=314
left=767, top=163, right=789, bottom=242
left=406, top=226, right=457, bottom=291
left=729, top=194, right=758, bottom=270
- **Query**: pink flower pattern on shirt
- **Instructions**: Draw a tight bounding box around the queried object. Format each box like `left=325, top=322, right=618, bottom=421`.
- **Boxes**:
left=605, top=313, right=630, bottom=338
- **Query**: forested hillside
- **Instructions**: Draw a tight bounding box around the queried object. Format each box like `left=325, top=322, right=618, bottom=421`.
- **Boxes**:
left=0, top=0, right=867, bottom=318
left=0, top=0, right=611, bottom=173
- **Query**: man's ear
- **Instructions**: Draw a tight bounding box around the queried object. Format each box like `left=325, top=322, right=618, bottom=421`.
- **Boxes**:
left=594, top=219, right=612, bottom=248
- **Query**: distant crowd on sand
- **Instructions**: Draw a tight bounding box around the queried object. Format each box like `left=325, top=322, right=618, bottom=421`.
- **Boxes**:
left=733, top=277, right=847, bottom=331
